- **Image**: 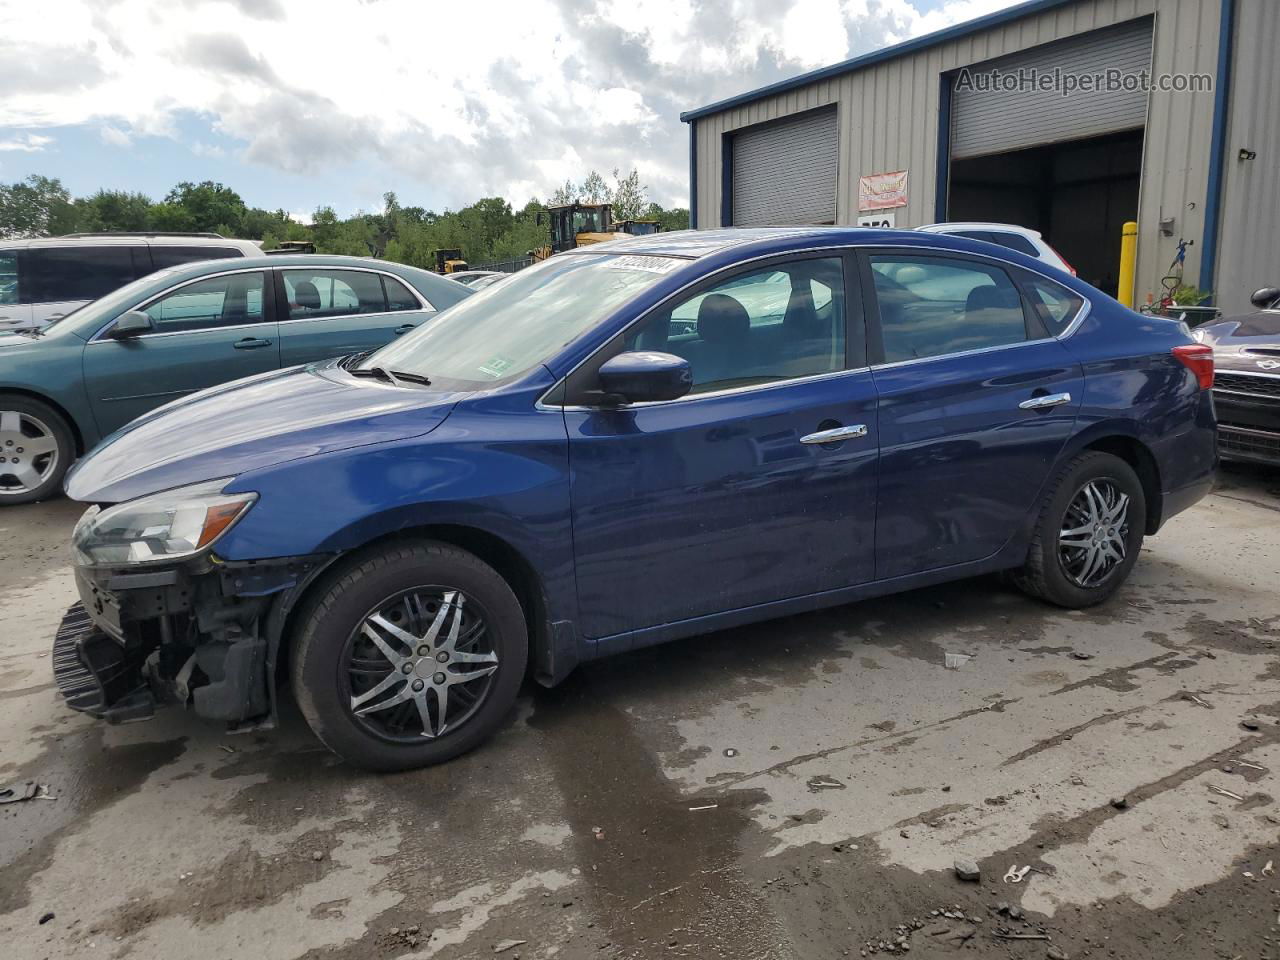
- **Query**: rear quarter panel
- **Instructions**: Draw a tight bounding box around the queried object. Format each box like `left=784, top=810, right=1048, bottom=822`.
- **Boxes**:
left=1058, top=299, right=1217, bottom=502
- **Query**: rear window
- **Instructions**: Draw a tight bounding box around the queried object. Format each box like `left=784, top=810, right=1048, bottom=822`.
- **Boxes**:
left=25, top=246, right=142, bottom=303
left=952, top=230, right=1039, bottom=257
left=1022, top=274, right=1085, bottom=336
left=148, top=246, right=245, bottom=270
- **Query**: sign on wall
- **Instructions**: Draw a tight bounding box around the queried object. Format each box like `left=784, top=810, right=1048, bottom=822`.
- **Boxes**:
left=857, top=212, right=896, bottom=228
left=858, top=170, right=908, bottom=211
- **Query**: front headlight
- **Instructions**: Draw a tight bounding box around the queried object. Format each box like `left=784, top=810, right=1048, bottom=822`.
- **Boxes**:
left=72, top=479, right=256, bottom=567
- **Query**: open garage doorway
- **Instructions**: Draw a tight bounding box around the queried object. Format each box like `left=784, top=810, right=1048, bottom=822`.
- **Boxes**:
left=947, top=129, right=1143, bottom=298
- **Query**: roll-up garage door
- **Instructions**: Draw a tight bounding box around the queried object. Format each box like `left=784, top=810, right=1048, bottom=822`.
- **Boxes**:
left=732, top=107, right=838, bottom=226
left=951, top=18, right=1153, bottom=160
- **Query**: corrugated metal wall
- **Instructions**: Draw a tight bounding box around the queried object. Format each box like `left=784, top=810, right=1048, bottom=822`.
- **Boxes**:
left=1215, top=0, right=1280, bottom=317
left=691, top=0, right=1225, bottom=307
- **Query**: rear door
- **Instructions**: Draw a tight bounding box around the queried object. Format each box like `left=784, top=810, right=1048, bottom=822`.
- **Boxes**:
left=276, top=267, right=435, bottom=365
left=83, top=269, right=280, bottom=434
left=564, top=253, right=879, bottom=639
left=862, top=250, right=1084, bottom=579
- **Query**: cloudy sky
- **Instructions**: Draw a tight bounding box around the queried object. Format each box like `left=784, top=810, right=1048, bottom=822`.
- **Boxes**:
left=0, top=0, right=1022, bottom=218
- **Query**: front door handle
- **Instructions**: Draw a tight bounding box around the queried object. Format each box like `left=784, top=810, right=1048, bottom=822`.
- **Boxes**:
left=393, top=323, right=417, bottom=335
left=801, top=424, right=869, bottom=445
left=1019, top=391, right=1072, bottom=410
left=234, top=337, right=272, bottom=350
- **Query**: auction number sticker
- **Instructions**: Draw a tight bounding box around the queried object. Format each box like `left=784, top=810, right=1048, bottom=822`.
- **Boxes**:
left=601, top=255, right=684, bottom=274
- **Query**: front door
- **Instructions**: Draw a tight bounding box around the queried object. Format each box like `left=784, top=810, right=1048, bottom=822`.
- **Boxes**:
left=84, top=269, right=280, bottom=435
left=564, top=254, right=879, bottom=639
left=277, top=267, right=435, bottom=365
left=863, top=251, right=1084, bottom=579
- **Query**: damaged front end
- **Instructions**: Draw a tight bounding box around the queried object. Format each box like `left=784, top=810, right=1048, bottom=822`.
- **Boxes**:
left=52, top=479, right=327, bottom=729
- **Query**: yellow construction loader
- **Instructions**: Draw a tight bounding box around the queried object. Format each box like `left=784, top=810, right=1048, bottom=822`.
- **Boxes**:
left=434, top=248, right=470, bottom=274
left=530, top=203, right=633, bottom=262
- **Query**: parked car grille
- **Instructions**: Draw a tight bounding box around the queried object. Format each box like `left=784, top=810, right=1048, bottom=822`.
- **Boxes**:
left=1214, top=372, right=1280, bottom=399
left=1219, top=423, right=1280, bottom=462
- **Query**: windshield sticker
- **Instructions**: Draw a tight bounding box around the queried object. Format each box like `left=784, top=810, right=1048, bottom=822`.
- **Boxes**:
left=601, top=255, right=684, bottom=275
left=477, top=356, right=514, bottom=379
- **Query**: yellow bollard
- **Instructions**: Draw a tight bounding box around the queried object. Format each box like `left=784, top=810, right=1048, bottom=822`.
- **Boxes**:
left=1117, top=221, right=1138, bottom=308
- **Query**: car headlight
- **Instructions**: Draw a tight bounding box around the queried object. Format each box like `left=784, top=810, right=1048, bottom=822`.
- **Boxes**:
left=72, top=479, right=256, bottom=567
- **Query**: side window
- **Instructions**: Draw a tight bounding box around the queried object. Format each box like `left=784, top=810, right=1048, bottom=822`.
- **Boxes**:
left=149, top=246, right=244, bottom=270
left=0, top=252, right=18, bottom=306
left=626, top=257, right=847, bottom=394
left=869, top=255, right=1028, bottom=363
left=383, top=276, right=426, bottom=312
left=986, top=231, right=1039, bottom=257
left=141, top=272, right=267, bottom=334
left=282, top=269, right=387, bottom=321
left=27, top=246, right=141, bottom=303
left=1022, top=274, right=1085, bottom=336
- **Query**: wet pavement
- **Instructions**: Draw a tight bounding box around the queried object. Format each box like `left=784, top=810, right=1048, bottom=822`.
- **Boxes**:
left=2, top=464, right=1280, bottom=959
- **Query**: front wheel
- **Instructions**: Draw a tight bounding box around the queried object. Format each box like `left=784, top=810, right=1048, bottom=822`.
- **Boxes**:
left=1014, top=451, right=1146, bottom=608
left=291, top=542, right=528, bottom=771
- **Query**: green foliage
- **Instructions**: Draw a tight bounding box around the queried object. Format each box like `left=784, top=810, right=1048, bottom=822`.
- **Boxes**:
left=0, top=172, right=691, bottom=270
left=1170, top=284, right=1213, bottom=306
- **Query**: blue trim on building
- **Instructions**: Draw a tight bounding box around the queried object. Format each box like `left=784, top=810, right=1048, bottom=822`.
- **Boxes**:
left=688, top=123, right=698, bottom=229
left=679, top=0, right=1077, bottom=123
left=934, top=73, right=954, bottom=222
left=720, top=132, right=734, bottom=227
left=1200, top=0, right=1236, bottom=296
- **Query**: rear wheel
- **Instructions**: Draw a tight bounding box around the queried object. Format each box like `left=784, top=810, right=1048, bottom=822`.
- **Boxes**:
left=291, top=541, right=527, bottom=771
left=1015, top=452, right=1146, bottom=608
left=0, top=396, right=74, bottom=505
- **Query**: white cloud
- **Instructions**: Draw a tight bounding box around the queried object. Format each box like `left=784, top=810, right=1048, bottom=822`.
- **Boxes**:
left=100, top=125, right=131, bottom=147
left=0, top=132, right=53, bottom=152
left=0, top=0, right=1023, bottom=207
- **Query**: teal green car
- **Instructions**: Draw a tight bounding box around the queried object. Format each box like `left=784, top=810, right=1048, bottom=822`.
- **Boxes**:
left=0, top=255, right=471, bottom=504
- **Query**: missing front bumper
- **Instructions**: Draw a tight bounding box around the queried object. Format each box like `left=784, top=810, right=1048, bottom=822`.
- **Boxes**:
left=52, top=604, right=156, bottom=723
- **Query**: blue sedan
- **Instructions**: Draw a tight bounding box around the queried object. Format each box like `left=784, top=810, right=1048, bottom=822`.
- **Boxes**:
left=0, top=255, right=471, bottom=503
left=56, top=228, right=1217, bottom=770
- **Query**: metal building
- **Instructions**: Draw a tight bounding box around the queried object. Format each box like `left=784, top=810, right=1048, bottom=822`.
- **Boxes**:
left=681, top=0, right=1278, bottom=316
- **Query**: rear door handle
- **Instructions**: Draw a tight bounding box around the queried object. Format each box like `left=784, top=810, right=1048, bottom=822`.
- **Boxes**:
left=234, top=337, right=272, bottom=350
left=1019, top=392, right=1072, bottom=410
left=394, top=323, right=417, bottom=335
left=801, top=424, right=869, bottom=444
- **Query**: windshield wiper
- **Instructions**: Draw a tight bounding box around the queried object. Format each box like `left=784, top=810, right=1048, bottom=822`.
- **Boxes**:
left=350, top=366, right=432, bottom=387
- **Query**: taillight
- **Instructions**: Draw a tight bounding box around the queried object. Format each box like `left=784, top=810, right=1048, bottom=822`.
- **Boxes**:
left=1047, top=243, right=1077, bottom=276
left=1173, top=343, right=1214, bottom=389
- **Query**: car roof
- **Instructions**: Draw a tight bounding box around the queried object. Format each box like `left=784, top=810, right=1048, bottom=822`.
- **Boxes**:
left=573, top=227, right=864, bottom=259
left=918, top=222, right=1043, bottom=239
left=0, top=235, right=261, bottom=250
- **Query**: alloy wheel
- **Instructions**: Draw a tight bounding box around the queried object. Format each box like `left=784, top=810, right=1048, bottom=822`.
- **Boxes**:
left=0, top=410, right=59, bottom=497
left=343, top=588, right=499, bottom=742
left=1057, top=478, right=1130, bottom=588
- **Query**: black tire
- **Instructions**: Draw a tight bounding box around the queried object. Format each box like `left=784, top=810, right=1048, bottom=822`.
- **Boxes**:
left=1014, top=452, right=1146, bottom=608
left=290, top=541, right=528, bottom=772
left=0, top=394, right=75, bottom=505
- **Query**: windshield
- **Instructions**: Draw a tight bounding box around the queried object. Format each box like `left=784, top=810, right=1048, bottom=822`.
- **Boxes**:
left=42, top=267, right=182, bottom=332
left=361, top=253, right=682, bottom=387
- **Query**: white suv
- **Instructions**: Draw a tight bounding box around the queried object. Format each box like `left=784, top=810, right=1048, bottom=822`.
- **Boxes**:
left=916, top=222, right=1075, bottom=277
left=0, top=233, right=262, bottom=332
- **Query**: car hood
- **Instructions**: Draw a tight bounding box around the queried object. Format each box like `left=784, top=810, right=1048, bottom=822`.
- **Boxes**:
left=65, top=361, right=469, bottom=504
left=1199, top=312, right=1280, bottom=374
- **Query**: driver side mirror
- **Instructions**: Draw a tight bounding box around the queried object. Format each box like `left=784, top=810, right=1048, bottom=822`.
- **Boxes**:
left=597, top=351, right=692, bottom=404
left=110, top=310, right=155, bottom=339
left=1250, top=286, right=1280, bottom=310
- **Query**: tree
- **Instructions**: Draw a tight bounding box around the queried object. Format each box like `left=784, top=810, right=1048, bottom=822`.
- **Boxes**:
left=0, top=175, right=77, bottom=238
left=75, top=190, right=153, bottom=232
left=579, top=170, right=609, bottom=204
left=163, top=181, right=247, bottom=234
left=549, top=180, right=575, bottom=206
left=610, top=168, right=648, bottom=220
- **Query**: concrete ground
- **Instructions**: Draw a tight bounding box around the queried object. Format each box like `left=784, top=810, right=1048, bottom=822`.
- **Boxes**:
left=2, top=464, right=1279, bottom=960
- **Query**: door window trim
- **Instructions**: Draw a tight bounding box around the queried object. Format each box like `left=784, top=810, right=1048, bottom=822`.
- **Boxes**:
left=275, top=265, right=433, bottom=325
left=554, top=248, right=868, bottom=410
left=857, top=247, right=1090, bottom=371
left=89, top=267, right=274, bottom=342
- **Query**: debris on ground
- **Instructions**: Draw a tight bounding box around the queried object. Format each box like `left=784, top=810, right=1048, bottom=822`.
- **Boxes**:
left=0, top=782, right=54, bottom=804
left=688, top=804, right=718, bottom=812
left=312, top=851, right=325, bottom=861
left=379, top=925, right=425, bottom=950
left=723, top=748, right=738, bottom=758
left=1242, top=717, right=1261, bottom=731
left=1070, top=651, right=1094, bottom=660
left=944, top=652, right=972, bottom=669
left=1046, top=947, right=1070, bottom=960
left=1003, top=865, right=1033, bottom=884
left=37, top=912, right=54, bottom=925
left=591, top=826, right=605, bottom=840
left=1180, top=691, right=1211, bottom=708
left=807, top=775, right=846, bottom=792
left=1110, top=796, right=1129, bottom=809
left=494, top=939, right=527, bottom=954
left=954, top=858, right=981, bottom=881
left=1208, top=784, right=1245, bottom=801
